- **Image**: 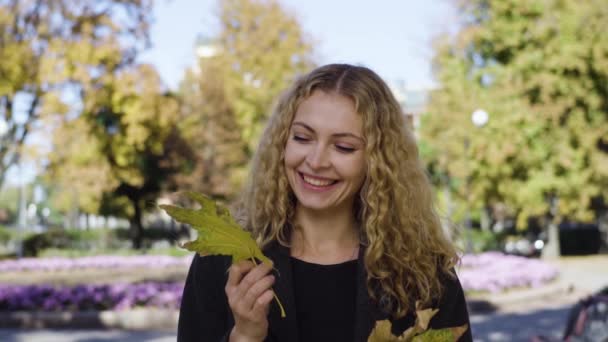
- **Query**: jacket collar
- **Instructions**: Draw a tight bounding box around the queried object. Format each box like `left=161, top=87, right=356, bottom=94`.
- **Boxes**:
left=264, top=241, right=299, bottom=342
left=263, top=241, right=380, bottom=342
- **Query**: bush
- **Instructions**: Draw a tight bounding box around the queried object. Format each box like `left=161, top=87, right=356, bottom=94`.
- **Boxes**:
left=0, top=226, right=12, bottom=245
left=22, top=230, right=63, bottom=257
left=37, top=246, right=191, bottom=258
left=114, top=226, right=189, bottom=248
left=19, top=224, right=190, bottom=257
left=466, top=228, right=502, bottom=253
left=22, top=228, right=111, bottom=257
left=456, top=228, right=504, bottom=253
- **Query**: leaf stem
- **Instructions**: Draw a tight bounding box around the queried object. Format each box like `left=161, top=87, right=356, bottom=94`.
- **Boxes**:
left=251, top=257, right=286, bottom=318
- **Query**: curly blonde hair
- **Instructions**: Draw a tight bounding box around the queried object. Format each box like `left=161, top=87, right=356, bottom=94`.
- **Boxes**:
left=236, top=64, right=459, bottom=318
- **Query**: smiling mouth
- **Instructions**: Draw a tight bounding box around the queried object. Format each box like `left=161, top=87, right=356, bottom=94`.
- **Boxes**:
left=299, top=172, right=338, bottom=187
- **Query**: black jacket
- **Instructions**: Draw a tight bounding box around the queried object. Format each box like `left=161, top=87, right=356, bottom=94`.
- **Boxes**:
left=177, top=241, right=473, bottom=342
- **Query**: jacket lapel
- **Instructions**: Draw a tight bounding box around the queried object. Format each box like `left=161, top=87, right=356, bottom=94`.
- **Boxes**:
left=353, top=245, right=382, bottom=342
left=265, top=242, right=300, bottom=342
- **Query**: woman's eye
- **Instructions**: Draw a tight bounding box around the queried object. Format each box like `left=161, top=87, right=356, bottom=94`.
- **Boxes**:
left=293, top=135, right=309, bottom=142
left=336, top=145, right=356, bottom=153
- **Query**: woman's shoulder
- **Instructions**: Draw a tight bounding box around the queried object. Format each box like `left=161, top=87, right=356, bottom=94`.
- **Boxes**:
left=188, top=254, right=233, bottom=284
left=437, top=268, right=464, bottom=299
left=428, top=268, right=471, bottom=338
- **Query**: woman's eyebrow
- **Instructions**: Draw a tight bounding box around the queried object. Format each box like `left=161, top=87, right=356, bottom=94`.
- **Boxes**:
left=292, top=121, right=365, bottom=143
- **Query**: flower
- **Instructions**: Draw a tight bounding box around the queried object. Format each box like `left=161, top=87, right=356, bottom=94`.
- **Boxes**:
left=457, top=252, right=558, bottom=293
left=0, top=282, right=184, bottom=311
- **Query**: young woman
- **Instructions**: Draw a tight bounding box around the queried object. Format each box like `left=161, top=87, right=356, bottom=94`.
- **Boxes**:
left=177, top=64, right=472, bottom=342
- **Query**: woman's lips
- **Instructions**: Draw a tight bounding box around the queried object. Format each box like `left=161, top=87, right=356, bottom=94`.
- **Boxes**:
left=298, top=172, right=339, bottom=191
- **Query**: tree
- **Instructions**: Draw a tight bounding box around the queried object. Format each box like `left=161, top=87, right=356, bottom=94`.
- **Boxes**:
left=46, top=64, right=193, bottom=249
left=177, top=0, right=315, bottom=200
left=421, top=0, right=608, bottom=229
left=0, top=0, right=152, bottom=188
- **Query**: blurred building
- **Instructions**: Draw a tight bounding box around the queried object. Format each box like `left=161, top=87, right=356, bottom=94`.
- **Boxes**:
left=190, top=36, right=221, bottom=76
left=389, top=81, right=436, bottom=138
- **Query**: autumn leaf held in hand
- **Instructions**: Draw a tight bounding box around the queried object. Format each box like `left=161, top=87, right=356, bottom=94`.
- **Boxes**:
left=159, top=191, right=285, bottom=317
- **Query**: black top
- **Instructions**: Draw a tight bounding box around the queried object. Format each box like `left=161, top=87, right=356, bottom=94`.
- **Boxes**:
left=291, top=257, right=358, bottom=342
left=176, top=241, right=473, bottom=342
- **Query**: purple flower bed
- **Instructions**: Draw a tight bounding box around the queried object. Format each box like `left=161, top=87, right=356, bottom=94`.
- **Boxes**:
left=458, top=252, right=559, bottom=293
left=0, top=255, right=193, bottom=273
left=0, top=282, right=184, bottom=311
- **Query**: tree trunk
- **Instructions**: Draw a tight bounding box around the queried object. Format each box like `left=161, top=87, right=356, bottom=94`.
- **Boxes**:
left=542, top=195, right=561, bottom=259
left=542, top=220, right=561, bottom=259
left=129, top=198, right=144, bottom=249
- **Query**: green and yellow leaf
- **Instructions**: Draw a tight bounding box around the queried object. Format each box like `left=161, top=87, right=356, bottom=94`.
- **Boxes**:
left=368, top=303, right=468, bottom=342
left=159, top=191, right=285, bottom=317
left=160, top=191, right=271, bottom=265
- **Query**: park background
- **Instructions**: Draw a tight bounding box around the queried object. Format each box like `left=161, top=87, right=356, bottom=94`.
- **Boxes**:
left=0, top=0, right=607, bottom=341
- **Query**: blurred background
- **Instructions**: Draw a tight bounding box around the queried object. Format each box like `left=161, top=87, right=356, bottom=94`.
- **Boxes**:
left=0, top=0, right=607, bottom=341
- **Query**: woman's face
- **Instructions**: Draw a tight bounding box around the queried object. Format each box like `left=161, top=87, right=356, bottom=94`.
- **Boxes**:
left=284, top=90, right=367, bottom=213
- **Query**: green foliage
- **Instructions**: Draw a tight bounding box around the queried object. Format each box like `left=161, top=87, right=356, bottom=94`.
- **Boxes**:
left=113, top=226, right=189, bottom=247
left=0, top=225, right=13, bottom=244
left=422, top=0, right=608, bottom=228
left=22, top=228, right=120, bottom=257
left=45, top=64, right=194, bottom=248
left=21, top=229, right=104, bottom=257
left=39, top=246, right=191, bottom=258
left=22, top=230, right=60, bottom=257
left=177, top=0, right=315, bottom=199
left=20, top=225, right=189, bottom=257
left=0, top=0, right=175, bottom=249
left=0, top=187, right=19, bottom=223
left=467, top=229, right=502, bottom=253
left=0, top=0, right=153, bottom=188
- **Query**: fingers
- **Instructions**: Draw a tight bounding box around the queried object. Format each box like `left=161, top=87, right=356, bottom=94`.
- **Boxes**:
left=226, top=261, right=255, bottom=290
left=225, top=261, right=275, bottom=316
left=239, top=263, right=272, bottom=290
left=238, top=261, right=273, bottom=294
left=240, top=274, right=275, bottom=311
left=251, top=289, right=274, bottom=317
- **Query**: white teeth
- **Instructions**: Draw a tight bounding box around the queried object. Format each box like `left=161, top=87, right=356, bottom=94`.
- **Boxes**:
left=302, top=175, right=334, bottom=187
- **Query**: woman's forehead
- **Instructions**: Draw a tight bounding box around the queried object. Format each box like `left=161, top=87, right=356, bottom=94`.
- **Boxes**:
left=292, top=91, right=363, bottom=136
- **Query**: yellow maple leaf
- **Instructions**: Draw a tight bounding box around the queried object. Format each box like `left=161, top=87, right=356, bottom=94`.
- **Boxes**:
left=368, top=302, right=468, bottom=342
left=160, top=191, right=285, bottom=317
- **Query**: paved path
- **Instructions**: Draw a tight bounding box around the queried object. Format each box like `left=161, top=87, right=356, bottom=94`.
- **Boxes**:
left=0, top=306, right=572, bottom=342
left=467, top=254, right=608, bottom=341
left=0, top=309, right=570, bottom=342
left=0, top=329, right=176, bottom=342
left=547, top=255, right=608, bottom=295
left=471, top=306, right=569, bottom=342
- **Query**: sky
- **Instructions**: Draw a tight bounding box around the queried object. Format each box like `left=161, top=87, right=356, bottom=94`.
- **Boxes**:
left=4, top=0, right=458, bottom=188
left=139, top=0, right=458, bottom=90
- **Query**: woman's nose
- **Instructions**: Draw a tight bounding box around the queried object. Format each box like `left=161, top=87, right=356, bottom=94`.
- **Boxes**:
left=305, top=144, right=330, bottom=170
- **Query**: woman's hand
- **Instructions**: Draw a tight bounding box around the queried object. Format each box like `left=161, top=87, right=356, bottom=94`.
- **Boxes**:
left=226, top=260, right=275, bottom=342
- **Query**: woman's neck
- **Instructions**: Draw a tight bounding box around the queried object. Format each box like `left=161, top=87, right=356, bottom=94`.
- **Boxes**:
left=290, top=204, right=360, bottom=264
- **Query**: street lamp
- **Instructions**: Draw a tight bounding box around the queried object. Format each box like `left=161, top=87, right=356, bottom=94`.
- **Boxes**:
left=0, top=119, right=8, bottom=137
left=464, top=109, right=489, bottom=253
left=472, top=109, right=489, bottom=127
